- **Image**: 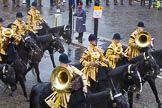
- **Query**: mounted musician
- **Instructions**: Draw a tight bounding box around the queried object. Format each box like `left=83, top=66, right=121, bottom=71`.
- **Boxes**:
left=27, top=2, right=45, bottom=34
left=45, top=53, right=88, bottom=108
left=80, top=34, right=109, bottom=92
left=125, top=22, right=151, bottom=60
left=105, top=33, right=128, bottom=69
left=0, top=18, right=15, bottom=63
left=11, top=12, right=30, bottom=45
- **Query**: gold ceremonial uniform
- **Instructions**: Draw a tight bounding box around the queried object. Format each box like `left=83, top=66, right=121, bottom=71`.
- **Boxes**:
left=0, top=27, right=13, bottom=61
left=80, top=44, right=107, bottom=86
left=27, top=8, right=44, bottom=33
left=125, top=29, right=141, bottom=60
left=0, top=27, right=6, bottom=56
left=45, top=65, right=88, bottom=108
left=105, top=41, right=123, bottom=69
left=11, top=19, right=28, bottom=44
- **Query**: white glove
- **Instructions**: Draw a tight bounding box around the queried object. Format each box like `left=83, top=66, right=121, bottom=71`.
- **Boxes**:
left=83, top=24, right=85, bottom=26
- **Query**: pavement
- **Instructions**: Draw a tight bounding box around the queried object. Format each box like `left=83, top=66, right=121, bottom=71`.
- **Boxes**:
left=0, top=0, right=162, bottom=108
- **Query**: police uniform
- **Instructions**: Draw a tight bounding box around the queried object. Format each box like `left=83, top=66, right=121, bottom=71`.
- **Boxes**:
left=80, top=34, right=108, bottom=86
left=125, top=22, right=145, bottom=60
left=27, top=2, right=44, bottom=33
left=45, top=53, right=88, bottom=108
left=11, top=12, right=28, bottom=44
left=105, top=33, right=123, bottom=69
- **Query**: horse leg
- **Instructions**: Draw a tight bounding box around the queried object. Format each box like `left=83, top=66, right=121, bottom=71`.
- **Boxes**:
left=19, top=75, right=28, bottom=100
left=147, top=77, right=162, bottom=108
left=128, top=91, right=134, bottom=108
left=34, top=63, right=42, bottom=83
left=24, top=64, right=33, bottom=77
left=48, top=49, right=56, bottom=68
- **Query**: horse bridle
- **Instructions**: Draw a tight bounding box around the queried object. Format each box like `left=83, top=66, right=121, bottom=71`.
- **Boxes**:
left=142, top=52, right=159, bottom=77
left=127, top=64, right=143, bottom=93
left=0, top=65, right=12, bottom=91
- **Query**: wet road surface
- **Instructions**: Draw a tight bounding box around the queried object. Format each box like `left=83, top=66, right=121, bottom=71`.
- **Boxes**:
left=0, top=0, right=162, bottom=108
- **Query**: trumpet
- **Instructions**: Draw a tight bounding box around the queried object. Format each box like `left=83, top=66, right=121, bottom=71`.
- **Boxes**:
left=114, top=46, right=123, bottom=54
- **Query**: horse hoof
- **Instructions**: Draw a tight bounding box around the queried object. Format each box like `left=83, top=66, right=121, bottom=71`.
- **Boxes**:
left=9, top=93, right=14, bottom=97
left=136, top=93, right=140, bottom=100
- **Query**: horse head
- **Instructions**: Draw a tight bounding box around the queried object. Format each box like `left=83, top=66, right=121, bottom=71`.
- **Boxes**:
left=108, top=63, right=142, bottom=93
left=48, top=25, right=71, bottom=44
left=22, top=35, right=42, bottom=54
left=62, top=25, right=71, bottom=44
left=130, top=51, right=160, bottom=78
left=50, top=33, right=65, bottom=53
left=0, top=64, right=17, bottom=95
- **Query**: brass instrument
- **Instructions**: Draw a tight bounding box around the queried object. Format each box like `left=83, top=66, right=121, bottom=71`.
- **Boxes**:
left=33, top=20, right=43, bottom=30
left=50, top=66, right=72, bottom=92
left=135, top=31, right=151, bottom=48
left=114, top=46, right=123, bottom=54
left=2, top=28, right=14, bottom=38
left=91, top=51, right=100, bottom=65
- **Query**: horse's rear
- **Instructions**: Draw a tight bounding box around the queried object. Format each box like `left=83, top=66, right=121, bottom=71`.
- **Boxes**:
left=30, top=82, right=52, bottom=108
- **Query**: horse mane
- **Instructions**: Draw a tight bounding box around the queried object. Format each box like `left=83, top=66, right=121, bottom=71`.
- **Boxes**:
left=129, top=54, right=144, bottom=64
left=48, top=25, right=65, bottom=33
left=108, top=64, right=129, bottom=76
left=36, top=34, right=52, bottom=43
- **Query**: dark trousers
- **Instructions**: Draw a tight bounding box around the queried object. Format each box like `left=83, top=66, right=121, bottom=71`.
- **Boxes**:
left=26, top=0, right=30, bottom=6
left=50, top=0, right=53, bottom=6
left=78, top=32, right=83, bottom=43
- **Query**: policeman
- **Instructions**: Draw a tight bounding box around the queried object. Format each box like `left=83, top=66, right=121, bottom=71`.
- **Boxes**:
left=45, top=53, right=88, bottom=108
left=105, top=33, right=127, bottom=69
left=125, top=22, right=145, bottom=60
left=11, top=12, right=28, bottom=44
left=80, top=34, right=108, bottom=92
left=27, top=2, right=45, bottom=34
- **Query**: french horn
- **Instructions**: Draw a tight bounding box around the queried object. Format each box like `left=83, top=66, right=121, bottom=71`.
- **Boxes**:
left=114, top=46, right=123, bottom=54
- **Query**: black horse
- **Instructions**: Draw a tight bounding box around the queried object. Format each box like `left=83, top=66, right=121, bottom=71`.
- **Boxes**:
left=29, top=83, right=129, bottom=108
left=116, top=49, right=161, bottom=108
left=37, top=23, right=71, bottom=44
left=0, top=64, right=17, bottom=95
left=25, top=33, right=64, bottom=83
left=29, top=62, right=142, bottom=108
left=8, top=36, right=41, bottom=99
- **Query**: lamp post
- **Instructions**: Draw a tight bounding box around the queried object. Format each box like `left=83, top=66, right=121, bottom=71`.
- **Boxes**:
left=69, top=0, right=73, bottom=36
